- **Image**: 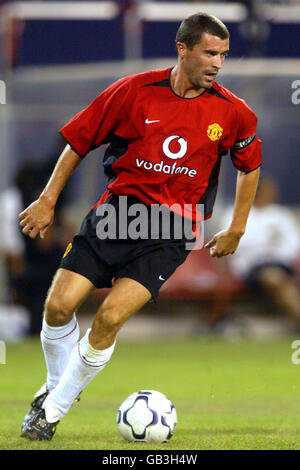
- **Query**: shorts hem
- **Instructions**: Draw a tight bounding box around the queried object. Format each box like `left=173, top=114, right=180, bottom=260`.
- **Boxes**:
left=59, top=264, right=109, bottom=289
left=114, top=274, right=157, bottom=303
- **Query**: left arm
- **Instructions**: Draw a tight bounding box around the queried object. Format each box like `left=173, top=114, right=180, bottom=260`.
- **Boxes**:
left=205, top=167, right=260, bottom=257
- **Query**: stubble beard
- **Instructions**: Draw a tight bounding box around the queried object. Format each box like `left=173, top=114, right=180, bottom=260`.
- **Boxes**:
left=190, top=73, right=214, bottom=90
left=185, top=64, right=216, bottom=90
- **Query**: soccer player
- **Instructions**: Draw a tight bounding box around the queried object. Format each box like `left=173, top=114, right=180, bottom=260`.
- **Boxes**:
left=19, top=13, right=261, bottom=440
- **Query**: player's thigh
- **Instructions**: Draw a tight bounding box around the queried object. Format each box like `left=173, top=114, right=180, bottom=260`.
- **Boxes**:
left=257, top=266, right=288, bottom=289
left=95, top=277, right=151, bottom=327
left=45, top=268, right=96, bottom=323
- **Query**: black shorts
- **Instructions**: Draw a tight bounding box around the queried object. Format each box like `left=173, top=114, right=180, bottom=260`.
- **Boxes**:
left=60, top=194, right=195, bottom=301
left=245, top=262, right=295, bottom=290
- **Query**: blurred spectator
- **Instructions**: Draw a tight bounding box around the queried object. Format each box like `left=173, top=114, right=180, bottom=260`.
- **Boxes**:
left=221, top=177, right=300, bottom=321
left=0, top=160, right=69, bottom=336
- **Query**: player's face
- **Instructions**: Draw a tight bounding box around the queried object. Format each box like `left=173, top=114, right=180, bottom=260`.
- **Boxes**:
left=177, top=33, right=229, bottom=89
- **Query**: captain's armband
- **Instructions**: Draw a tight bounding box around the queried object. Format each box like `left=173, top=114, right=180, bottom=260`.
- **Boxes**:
left=232, top=134, right=256, bottom=150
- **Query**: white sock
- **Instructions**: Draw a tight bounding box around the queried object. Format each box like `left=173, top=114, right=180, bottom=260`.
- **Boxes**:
left=43, top=328, right=116, bottom=422
left=40, top=314, right=80, bottom=391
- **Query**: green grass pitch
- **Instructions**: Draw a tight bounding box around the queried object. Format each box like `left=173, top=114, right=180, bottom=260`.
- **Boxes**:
left=1, top=336, right=300, bottom=450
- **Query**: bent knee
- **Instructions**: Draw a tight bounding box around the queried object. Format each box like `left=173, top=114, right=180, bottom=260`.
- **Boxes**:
left=44, top=293, right=75, bottom=325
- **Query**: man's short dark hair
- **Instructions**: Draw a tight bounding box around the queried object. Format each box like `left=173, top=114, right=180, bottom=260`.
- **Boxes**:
left=175, top=13, right=229, bottom=50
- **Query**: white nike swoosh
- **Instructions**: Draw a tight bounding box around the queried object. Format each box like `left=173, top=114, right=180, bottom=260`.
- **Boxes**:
left=145, top=119, right=160, bottom=124
left=159, top=275, right=165, bottom=281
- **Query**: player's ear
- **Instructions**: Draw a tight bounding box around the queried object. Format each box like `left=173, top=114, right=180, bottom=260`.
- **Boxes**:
left=176, top=42, right=187, bottom=59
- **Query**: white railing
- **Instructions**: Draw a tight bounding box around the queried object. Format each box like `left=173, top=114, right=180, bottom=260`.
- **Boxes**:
left=2, top=1, right=300, bottom=23
left=2, top=1, right=119, bottom=20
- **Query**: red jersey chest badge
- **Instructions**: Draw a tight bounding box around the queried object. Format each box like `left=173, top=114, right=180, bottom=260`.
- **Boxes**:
left=206, top=123, right=223, bottom=142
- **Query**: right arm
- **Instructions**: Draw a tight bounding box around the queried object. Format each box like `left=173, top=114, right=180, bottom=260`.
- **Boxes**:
left=19, top=145, right=82, bottom=239
left=19, top=77, right=133, bottom=239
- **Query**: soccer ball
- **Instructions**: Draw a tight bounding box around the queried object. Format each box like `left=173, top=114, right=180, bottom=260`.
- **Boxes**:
left=117, top=390, right=177, bottom=443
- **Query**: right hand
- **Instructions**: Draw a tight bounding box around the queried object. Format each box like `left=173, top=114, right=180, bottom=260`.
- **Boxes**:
left=18, top=196, right=55, bottom=239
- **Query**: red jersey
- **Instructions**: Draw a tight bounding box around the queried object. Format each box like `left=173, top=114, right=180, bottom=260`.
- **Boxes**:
left=60, top=67, right=262, bottom=221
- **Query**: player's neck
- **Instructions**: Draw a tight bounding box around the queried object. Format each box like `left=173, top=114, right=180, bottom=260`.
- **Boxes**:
left=170, top=65, right=205, bottom=98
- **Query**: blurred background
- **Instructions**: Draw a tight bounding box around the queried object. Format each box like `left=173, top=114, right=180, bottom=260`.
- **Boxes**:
left=0, top=0, right=299, bottom=341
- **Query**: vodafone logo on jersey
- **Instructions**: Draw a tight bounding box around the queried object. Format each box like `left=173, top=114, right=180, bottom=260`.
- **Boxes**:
left=135, top=135, right=197, bottom=178
left=162, top=135, right=187, bottom=160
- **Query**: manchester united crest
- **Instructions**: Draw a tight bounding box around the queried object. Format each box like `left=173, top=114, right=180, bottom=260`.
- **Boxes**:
left=207, top=123, right=223, bottom=142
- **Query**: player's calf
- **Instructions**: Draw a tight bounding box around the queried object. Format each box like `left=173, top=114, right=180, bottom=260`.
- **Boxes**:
left=89, top=306, right=124, bottom=350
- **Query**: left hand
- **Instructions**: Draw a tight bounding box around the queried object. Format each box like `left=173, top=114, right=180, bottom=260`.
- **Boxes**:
left=204, top=229, right=243, bottom=258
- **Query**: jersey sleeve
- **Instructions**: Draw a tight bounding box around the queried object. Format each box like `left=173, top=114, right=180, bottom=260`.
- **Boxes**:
left=230, top=100, right=262, bottom=173
left=60, top=77, right=131, bottom=158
